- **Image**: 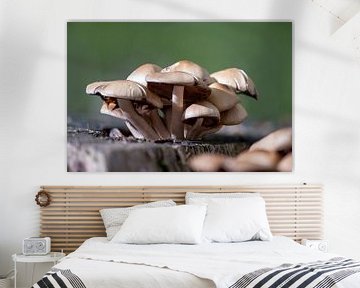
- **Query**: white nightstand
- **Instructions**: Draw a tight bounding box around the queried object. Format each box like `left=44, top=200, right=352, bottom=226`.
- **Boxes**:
left=12, top=252, right=65, bottom=288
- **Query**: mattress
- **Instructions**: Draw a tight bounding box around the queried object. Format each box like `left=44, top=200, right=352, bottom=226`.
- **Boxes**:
left=34, top=236, right=360, bottom=288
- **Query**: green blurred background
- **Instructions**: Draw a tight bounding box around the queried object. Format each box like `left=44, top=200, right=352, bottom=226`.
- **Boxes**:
left=67, top=22, right=292, bottom=124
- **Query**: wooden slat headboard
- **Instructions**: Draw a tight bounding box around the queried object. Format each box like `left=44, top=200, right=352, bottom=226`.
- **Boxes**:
left=39, top=184, right=323, bottom=253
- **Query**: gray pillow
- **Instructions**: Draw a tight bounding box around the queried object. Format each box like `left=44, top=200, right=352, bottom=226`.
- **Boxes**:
left=186, top=192, right=260, bottom=204
left=100, top=200, right=176, bottom=240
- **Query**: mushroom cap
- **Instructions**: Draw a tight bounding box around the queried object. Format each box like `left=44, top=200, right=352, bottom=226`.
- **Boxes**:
left=208, top=82, right=239, bottom=112
left=161, top=60, right=214, bottom=85
left=126, top=63, right=162, bottom=86
left=188, top=154, right=227, bottom=172
left=249, top=127, right=292, bottom=153
left=86, top=80, right=163, bottom=109
left=210, top=68, right=258, bottom=99
left=86, top=81, right=111, bottom=95
left=246, top=75, right=257, bottom=97
left=182, top=100, right=220, bottom=126
left=220, top=103, right=248, bottom=125
left=146, top=71, right=196, bottom=86
left=223, top=150, right=281, bottom=172
left=277, top=152, right=292, bottom=172
left=146, top=71, right=211, bottom=102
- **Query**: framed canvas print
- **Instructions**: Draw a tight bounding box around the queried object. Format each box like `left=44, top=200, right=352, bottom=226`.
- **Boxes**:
left=67, top=21, right=292, bottom=172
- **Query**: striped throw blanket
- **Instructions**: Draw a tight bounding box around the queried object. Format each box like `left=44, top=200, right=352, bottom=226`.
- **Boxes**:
left=230, top=258, right=360, bottom=288
left=32, top=258, right=360, bottom=288
left=32, top=268, right=86, bottom=288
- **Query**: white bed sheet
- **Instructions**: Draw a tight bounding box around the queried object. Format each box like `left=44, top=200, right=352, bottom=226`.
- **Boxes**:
left=56, top=258, right=214, bottom=288
left=54, top=236, right=360, bottom=288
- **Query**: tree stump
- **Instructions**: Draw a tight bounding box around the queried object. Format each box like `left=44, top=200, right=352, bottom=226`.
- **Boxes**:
left=67, top=118, right=274, bottom=172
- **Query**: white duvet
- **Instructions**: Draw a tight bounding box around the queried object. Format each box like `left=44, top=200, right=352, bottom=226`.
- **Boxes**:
left=53, top=237, right=360, bottom=288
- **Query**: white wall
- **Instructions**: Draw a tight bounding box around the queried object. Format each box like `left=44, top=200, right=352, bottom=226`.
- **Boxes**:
left=1, top=0, right=360, bottom=286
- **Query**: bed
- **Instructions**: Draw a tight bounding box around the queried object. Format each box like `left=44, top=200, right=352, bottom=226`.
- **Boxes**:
left=33, top=185, right=360, bottom=288
left=33, top=236, right=360, bottom=288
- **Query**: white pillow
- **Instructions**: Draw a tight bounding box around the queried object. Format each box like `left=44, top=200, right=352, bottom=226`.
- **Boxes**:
left=111, top=205, right=207, bottom=244
left=100, top=200, right=176, bottom=240
left=186, top=192, right=259, bottom=204
left=202, top=197, right=272, bottom=243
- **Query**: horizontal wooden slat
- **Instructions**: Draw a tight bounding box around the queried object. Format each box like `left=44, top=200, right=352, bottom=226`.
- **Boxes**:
left=41, top=229, right=106, bottom=233
left=41, top=225, right=104, bottom=230
left=39, top=184, right=323, bottom=253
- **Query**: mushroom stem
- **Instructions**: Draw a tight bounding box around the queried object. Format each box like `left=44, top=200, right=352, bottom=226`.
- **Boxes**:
left=125, top=122, right=145, bottom=139
left=164, top=107, right=172, bottom=132
left=118, top=99, right=159, bottom=140
left=149, top=110, right=171, bottom=139
left=186, top=118, right=204, bottom=139
left=170, top=85, right=185, bottom=139
left=133, top=104, right=170, bottom=140
left=195, top=125, right=222, bottom=140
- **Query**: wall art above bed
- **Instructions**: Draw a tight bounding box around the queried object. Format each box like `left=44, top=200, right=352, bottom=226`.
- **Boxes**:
left=67, top=22, right=292, bottom=172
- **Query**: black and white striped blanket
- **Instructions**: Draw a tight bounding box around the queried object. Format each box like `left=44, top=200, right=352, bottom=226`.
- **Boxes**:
left=32, top=268, right=86, bottom=288
left=229, top=257, right=360, bottom=288
left=32, top=258, right=360, bottom=288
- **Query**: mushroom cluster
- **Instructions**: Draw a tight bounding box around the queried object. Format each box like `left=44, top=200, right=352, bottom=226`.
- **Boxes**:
left=189, top=127, right=292, bottom=172
left=86, top=60, right=258, bottom=141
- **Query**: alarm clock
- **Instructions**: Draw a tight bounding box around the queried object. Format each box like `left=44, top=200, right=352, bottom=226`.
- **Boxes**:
left=23, top=237, right=51, bottom=255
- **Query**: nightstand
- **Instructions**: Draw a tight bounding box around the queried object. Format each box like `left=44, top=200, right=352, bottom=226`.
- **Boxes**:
left=12, top=252, right=65, bottom=288
left=301, top=239, right=328, bottom=252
